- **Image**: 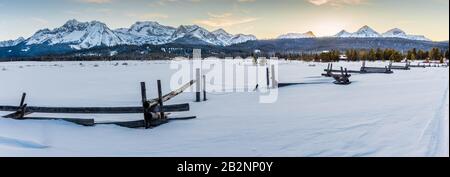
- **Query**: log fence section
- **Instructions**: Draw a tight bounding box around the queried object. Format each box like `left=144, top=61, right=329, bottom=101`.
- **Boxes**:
left=1, top=80, right=197, bottom=128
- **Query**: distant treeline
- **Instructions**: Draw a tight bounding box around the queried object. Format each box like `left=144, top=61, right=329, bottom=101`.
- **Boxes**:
left=2, top=46, right=448, bottom=63
left=278, top=48, right=449, bottom=63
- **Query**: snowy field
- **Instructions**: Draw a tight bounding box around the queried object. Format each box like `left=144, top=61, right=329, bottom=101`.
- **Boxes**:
left=0, top=59, right=448, bottom=157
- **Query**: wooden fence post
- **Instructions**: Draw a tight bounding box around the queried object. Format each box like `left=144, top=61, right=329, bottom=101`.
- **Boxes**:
left=140, top=82, right=150, bottom=129
left=196, top=68, right=201, bottom=102
left=203, top=75, right=207, bottom=101
left=266, top=67, right=270, bottom=88
left=271, top=65, right=276, bottom=89
left=157, top=80, right=165, bottom=120
left=20, top=93, right=26, bottom=107
left=18, top=93, right=27, bottom=119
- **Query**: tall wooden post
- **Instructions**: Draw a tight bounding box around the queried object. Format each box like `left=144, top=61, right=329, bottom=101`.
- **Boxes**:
left=157, top=80, right=165, bottom=120
left=266, top=67, right=270, bottom=88
left=17, top=93, right=27, bottom=119
left=271, top=65, right=276, bottom=89
left=140, top=82, right=150, bottom=129
left=195, top=68, right=201, bottom=102
left=203, top=75, right=207, bottom=101
left=20, top=93, right=26, bottom=107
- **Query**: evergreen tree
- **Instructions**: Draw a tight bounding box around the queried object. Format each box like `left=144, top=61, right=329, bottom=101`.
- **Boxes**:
left=429, top=48, right=441, bottom=61
left=376, top=48, right=383, bottom=61
left=406, top=50, right=413, bottom=60
left=417, top=50, right=425, bottom=60
left=368, top=49, right=376, bottom=61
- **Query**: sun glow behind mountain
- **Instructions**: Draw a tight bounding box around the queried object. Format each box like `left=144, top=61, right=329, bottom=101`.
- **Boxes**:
left=312, top=20, right=348, bottom=37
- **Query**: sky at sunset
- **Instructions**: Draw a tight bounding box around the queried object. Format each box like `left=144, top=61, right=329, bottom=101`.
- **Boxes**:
left=0, top=0, right=449, bottom=41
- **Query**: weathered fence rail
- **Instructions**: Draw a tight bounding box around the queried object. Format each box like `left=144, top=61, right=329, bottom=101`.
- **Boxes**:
left=360, top=61, right=393, bottom=74
left=323, top=62, right=393, bottom=75
left=0, top=104, right=189, bottom=114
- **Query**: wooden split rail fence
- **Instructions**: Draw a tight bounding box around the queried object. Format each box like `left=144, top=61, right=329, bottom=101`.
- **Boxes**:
left=408, top=62, right=449, bottom=68
left=323, top=61, right=394, bottom=77
left=321, top=64, right=352, bottom=85
left=0, top=80, right=197, bottom=129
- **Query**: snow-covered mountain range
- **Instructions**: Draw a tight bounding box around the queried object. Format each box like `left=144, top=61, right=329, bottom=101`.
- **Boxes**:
left=0, top=21, right=435, bottom=51
left=332, top=25, right=431, bottom=41
left=276, top=25, right=431, bottom=41
left=1, top=19, right=257, bottom=50
left=26, top=20, right=124, bottom=50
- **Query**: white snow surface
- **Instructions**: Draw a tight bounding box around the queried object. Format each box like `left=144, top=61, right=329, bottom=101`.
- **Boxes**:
left=0, top=60, right=448, bottom=157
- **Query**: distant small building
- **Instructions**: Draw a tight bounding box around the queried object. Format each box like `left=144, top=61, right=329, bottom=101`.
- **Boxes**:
left=339, top=54, right=348, bottom=60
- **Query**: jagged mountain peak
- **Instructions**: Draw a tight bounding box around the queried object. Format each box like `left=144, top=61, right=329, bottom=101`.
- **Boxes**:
left=305, top=31, right=315, bottom=36
left=61, top=19, right=106, bottom=29
left=25, top=19, right=123, bottom=49
left=382, top=28, right=430, bottom=41
left=382, top=28, right=407, bottom=38
left=126, top=21, right=175, bottom=35
left=63, top=19, right=82, bottom=26
left=129, top=21, right=173, bottom=31
left=357, top=25, right=375, bottom=31
left=355, top=25, right=380, bottom=36
left=212, top=28, right=230, bottom=35
left=333, top=25, right=380, bottom=38
left=334, top=30, right=352, bottom=37
left=0, top=37, right=26, bottom=47
left=178, top=25, right=201, bottom=32
left=278, top=31, right=316, bottom=39
left=384, top=28, right=406, bottom=35
left=114, top=21, right=176, bottom=45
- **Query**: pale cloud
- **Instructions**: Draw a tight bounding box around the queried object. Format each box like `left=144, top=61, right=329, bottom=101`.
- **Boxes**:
left=77, top=0, right=112, bottom=4
left=126, top=13, right=169, bottom=20
left=149, top=0, right=248, bottom=7
left=307, top=0, right=366, bottom=6
left=194, top=12, right=257, bottom=28
left=31, top=17, right=49, bottom=25
left=149, top=0, right=201, bottom=6
left=237, top=0, right=256, bottom=2
left=208, top=12, right=233, bottom=18
left=64, top=8, right=112, bottom=15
